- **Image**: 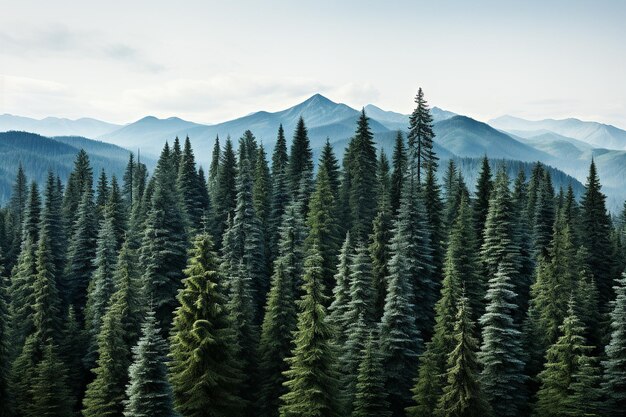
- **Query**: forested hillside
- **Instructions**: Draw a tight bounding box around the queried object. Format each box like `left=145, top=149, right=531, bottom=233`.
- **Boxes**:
left=1, top=89, right=625, bottom=417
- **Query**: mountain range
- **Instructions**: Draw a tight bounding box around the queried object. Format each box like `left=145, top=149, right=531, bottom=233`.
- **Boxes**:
left=2, top=93, right=626, bottom=211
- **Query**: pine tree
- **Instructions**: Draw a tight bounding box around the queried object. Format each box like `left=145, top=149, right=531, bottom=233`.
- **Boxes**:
left=306, top=162, right=340, bottom=299
left=169, top=233, right=244, bottom=417
left=95, top=169, right=110, bottom=223
left=288, top=117, right=314, bottom=197
left=390, top=131, right=407, bottom=215
left=106, top=176, right=127, bottom=249
left=29, top=341, right=72, bottom=417
left=380, top=167, right=424, bottom=415
left=535, top=299, right=600, bottom=417
left=602, top=273, right=626, bottom=415
left=435, top=296, right=491, bottom=417
left=213, top=137, right=238, bottom=248
left=407, top=88, right=437, bottom=184
left=269, top=125, right=290, bottom=263
left=422, top=164, right=445, bottom=297
left=254, top=144, right=273, bottom=276
left=64, top=187, right=98, bottom=322
left=343, top=110, right=378, bottom=240
left=208, top=135, right=221, bottom=200
left=478, top=259, right=527, bottom=417
left=123, top=311, right=177, bottom=417
left=319, top=139, right=341, bottom=201
left=279, top=246, right=339, bottom=417
left=532, top=170, right=556, bottom=260
left=328, top=232, right=353, bottom=347
left=171, top=136, right=182, bottom=174
left=5, top=163, right=28, bottom=268
left=84, top=213, right=119, bottom=370
left=409, top=196, right=479, bottom=417
left=370, top=150, right=392, bottom=318
left=257, top=262, right=298, bottom=417
left=63, top=149, right=94, bottom=236
left=580, top=159, right=614, bottom=306
left=82, top=299, right=132, bottom=417
left=140, top=142, right=188, bottom=329
left=473, top=156, right=492, bottom=249
left=352, top=333, right=391, bottom=417
left=62, top=307, right=85, bottom=416
left=122, top=152, right=136, bottom=212
left=177, top=136, right=204, bottom=232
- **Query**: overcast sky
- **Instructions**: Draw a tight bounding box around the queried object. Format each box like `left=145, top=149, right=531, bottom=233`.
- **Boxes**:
left=1, top=0, right=625, bottom=127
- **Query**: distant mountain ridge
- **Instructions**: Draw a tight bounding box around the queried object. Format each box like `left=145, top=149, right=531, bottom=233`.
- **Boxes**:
left=0, top=114, right=122, bottom=139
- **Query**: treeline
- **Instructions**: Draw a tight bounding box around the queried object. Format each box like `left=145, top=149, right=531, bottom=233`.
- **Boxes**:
left=0, top=88, right=626, bottom=417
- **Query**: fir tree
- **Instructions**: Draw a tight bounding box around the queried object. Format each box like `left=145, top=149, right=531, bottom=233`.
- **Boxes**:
left=288, top=117, right=314, bottom=197
left=580, top=159, right=614, bottom=306
left=29, top=341, right=72, bottom=417
left=63, top=149, right=94, bottom=236
left=177, top=136, right=204, bottom=232
left=95, top=169, right=110, bottom=223
left=82, top=299, right=132, bottom=417
left=390, top=131, right=407, bottom=215
left=279, top=246, right=339, bottom=417
left=5, top=163, right=28, bottom=268
left=473, top=156, right=492, bottom=249
left=123, top=311, right=177, bottom=417
left=269, top=125, right=290, bottom=263
left=352, top=333, right=391, bottom=417
left=140, top=142, right=188, bottom=329
left=535, top=299, right=600, bottom=417
left=208, top=135, right=221, bottom=200
left=407, top=87, right=437, bottom=184
left=169, top=233, right=244, bottom=417
left=343, top=109, right=378, bottom=240
left=306, top=162, right=340, bottom=299
left=435, top=296, right=491, bottom=417
left=422, top=164, right=445, bottom=297
left=328, top=232, right=353, bottom=347
left=532, top=170, right=556, bottom=260
left=602, top=273, right=626, bottom=415
left=122, top=152, right=136, bottom=211
left=478, top=259, right=527, bottom=417
left=0, top=270, right=10, bottom=417
left=106, top=176, right=127, bottom=249
left=213, top=137, right=238, bottom=248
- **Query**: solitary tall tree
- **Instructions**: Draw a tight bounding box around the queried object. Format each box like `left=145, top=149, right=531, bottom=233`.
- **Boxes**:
left=407, top=88, right=437, bottom=184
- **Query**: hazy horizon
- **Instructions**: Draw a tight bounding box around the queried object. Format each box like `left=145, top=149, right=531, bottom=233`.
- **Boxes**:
left=1, top=0, right=625, bottom=128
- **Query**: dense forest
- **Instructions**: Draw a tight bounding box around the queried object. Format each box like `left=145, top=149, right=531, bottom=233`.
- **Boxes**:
left=1, top=88, right=625, bottom=417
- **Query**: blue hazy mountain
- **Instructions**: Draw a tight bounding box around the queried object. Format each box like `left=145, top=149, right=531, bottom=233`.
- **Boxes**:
left=489, top=114, right=626, bottom=150
left=0, top=131, right=154, bottom=203
left=0, top=114, right=121, bottom=139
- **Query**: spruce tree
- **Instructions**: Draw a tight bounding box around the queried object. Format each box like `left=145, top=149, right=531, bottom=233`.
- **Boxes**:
left=64, top=187, right=98, bottom=322
left=343, top=110, right=378, bottom=240
left=409, top=196, right=479, bottom=417
left=122, top=152, right=136, bottom=212
left=478, top=259, right=527, bottom=417
left=140, top=142, right=188, bottom=329
left=390, top=131, right=407, bottom=215
left=95, top=169, right=110, bottom=223
left=535, top=299, right=600, bottom=417
left=106, top=176, right=127, bottom=249
left=269, top=125, right=290, bottom=262
left=473, top=156, right=492, bottom=249
left=407, top=87, right=436, bottom=184
left=352, top=333, right=391, bottom=417
left=602, top=273, right=626, bottom=415
left=82, top=299, right=132, bottom=417
left=580, top=159, right=614, bottom=306
left=5, top=163, right=28, bottom=268
left=123, top=311, right=177, bottom=417
left=422, top=164, right=445, bottom=295
left=370, top=150, right=392, bottom=318
left=532, top=170, right=556, bottom=260
left=177, top=136, right=204, bottom=232
left=169, top=233, right=244, bottom=417
left=208, top=135, right=221, bottom=201
left=327, top=232, right=353, bottom=347
left=213, top=137, right=238, bottom=248
left=288, top=117, right=313, bottom=197
left=279, top=246, right=339, bottom=417
left=306, top=162, right=340, bottom=299
left=0, top=270, right=10, bottom=417
left=435, top=296, right=490, bottom=417
left=63, top=149, right=94, bottom=236
left=29, top=341, right=72, bottom=417
left=319, top=139, right=341, bottom=201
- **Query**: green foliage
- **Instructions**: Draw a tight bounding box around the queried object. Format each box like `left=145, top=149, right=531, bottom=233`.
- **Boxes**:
left=29, top=342, right=72, bottom=417
left=269, top=125, right=290, bottom=263
left=288, top=117, right=313, bottom=197
left=123, top=311, right=177, bottom=417
left=407, top=87, right=437, bottom=184
left=435, top=296, right=491, bottom=417
left=279, top=246, right=339, bottom=417
left=352, top=333, right=391, bottom=417
left=213, top=137, right=238, bottom=248
left=390, top=131, right=407, bottom=215
left=177, top=136, right=205, bottom=232
left=169, top=233, right=244, bottom=417
left=602, top=274, right=626, bottom=415
left=473, top=156, right=492, bottom=249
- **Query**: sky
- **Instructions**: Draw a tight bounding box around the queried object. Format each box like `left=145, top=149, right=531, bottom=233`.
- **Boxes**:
left=1, top=0, right=625, bottom=128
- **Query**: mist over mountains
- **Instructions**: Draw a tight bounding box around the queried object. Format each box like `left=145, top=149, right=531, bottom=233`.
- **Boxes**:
left=2, top=93, right=626, bottom=210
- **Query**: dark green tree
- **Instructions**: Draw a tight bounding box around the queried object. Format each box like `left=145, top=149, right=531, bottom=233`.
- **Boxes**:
left=29, top=341, right=72, bottom=417
left=213, top=137, right=238, bottom=247
left=169, top=233, right=244, bottom=417
left=473, top=156, right=492, bottom=249
left=123, top=311, right=177, bottom=417
left=352, top=333, right=391, bottom=417
left=407, top=88, right=437, bottom=184
left=177, top=136, right=204, bottom=232
left=278, top=246, right=339, bottom=417
left=269, top=125, right=290, bottom=263
left=390, top=131, right=407, bottom=215
left=288, top=117, right=314, bottom=197
left=602, top=273, right=626, bottom=415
